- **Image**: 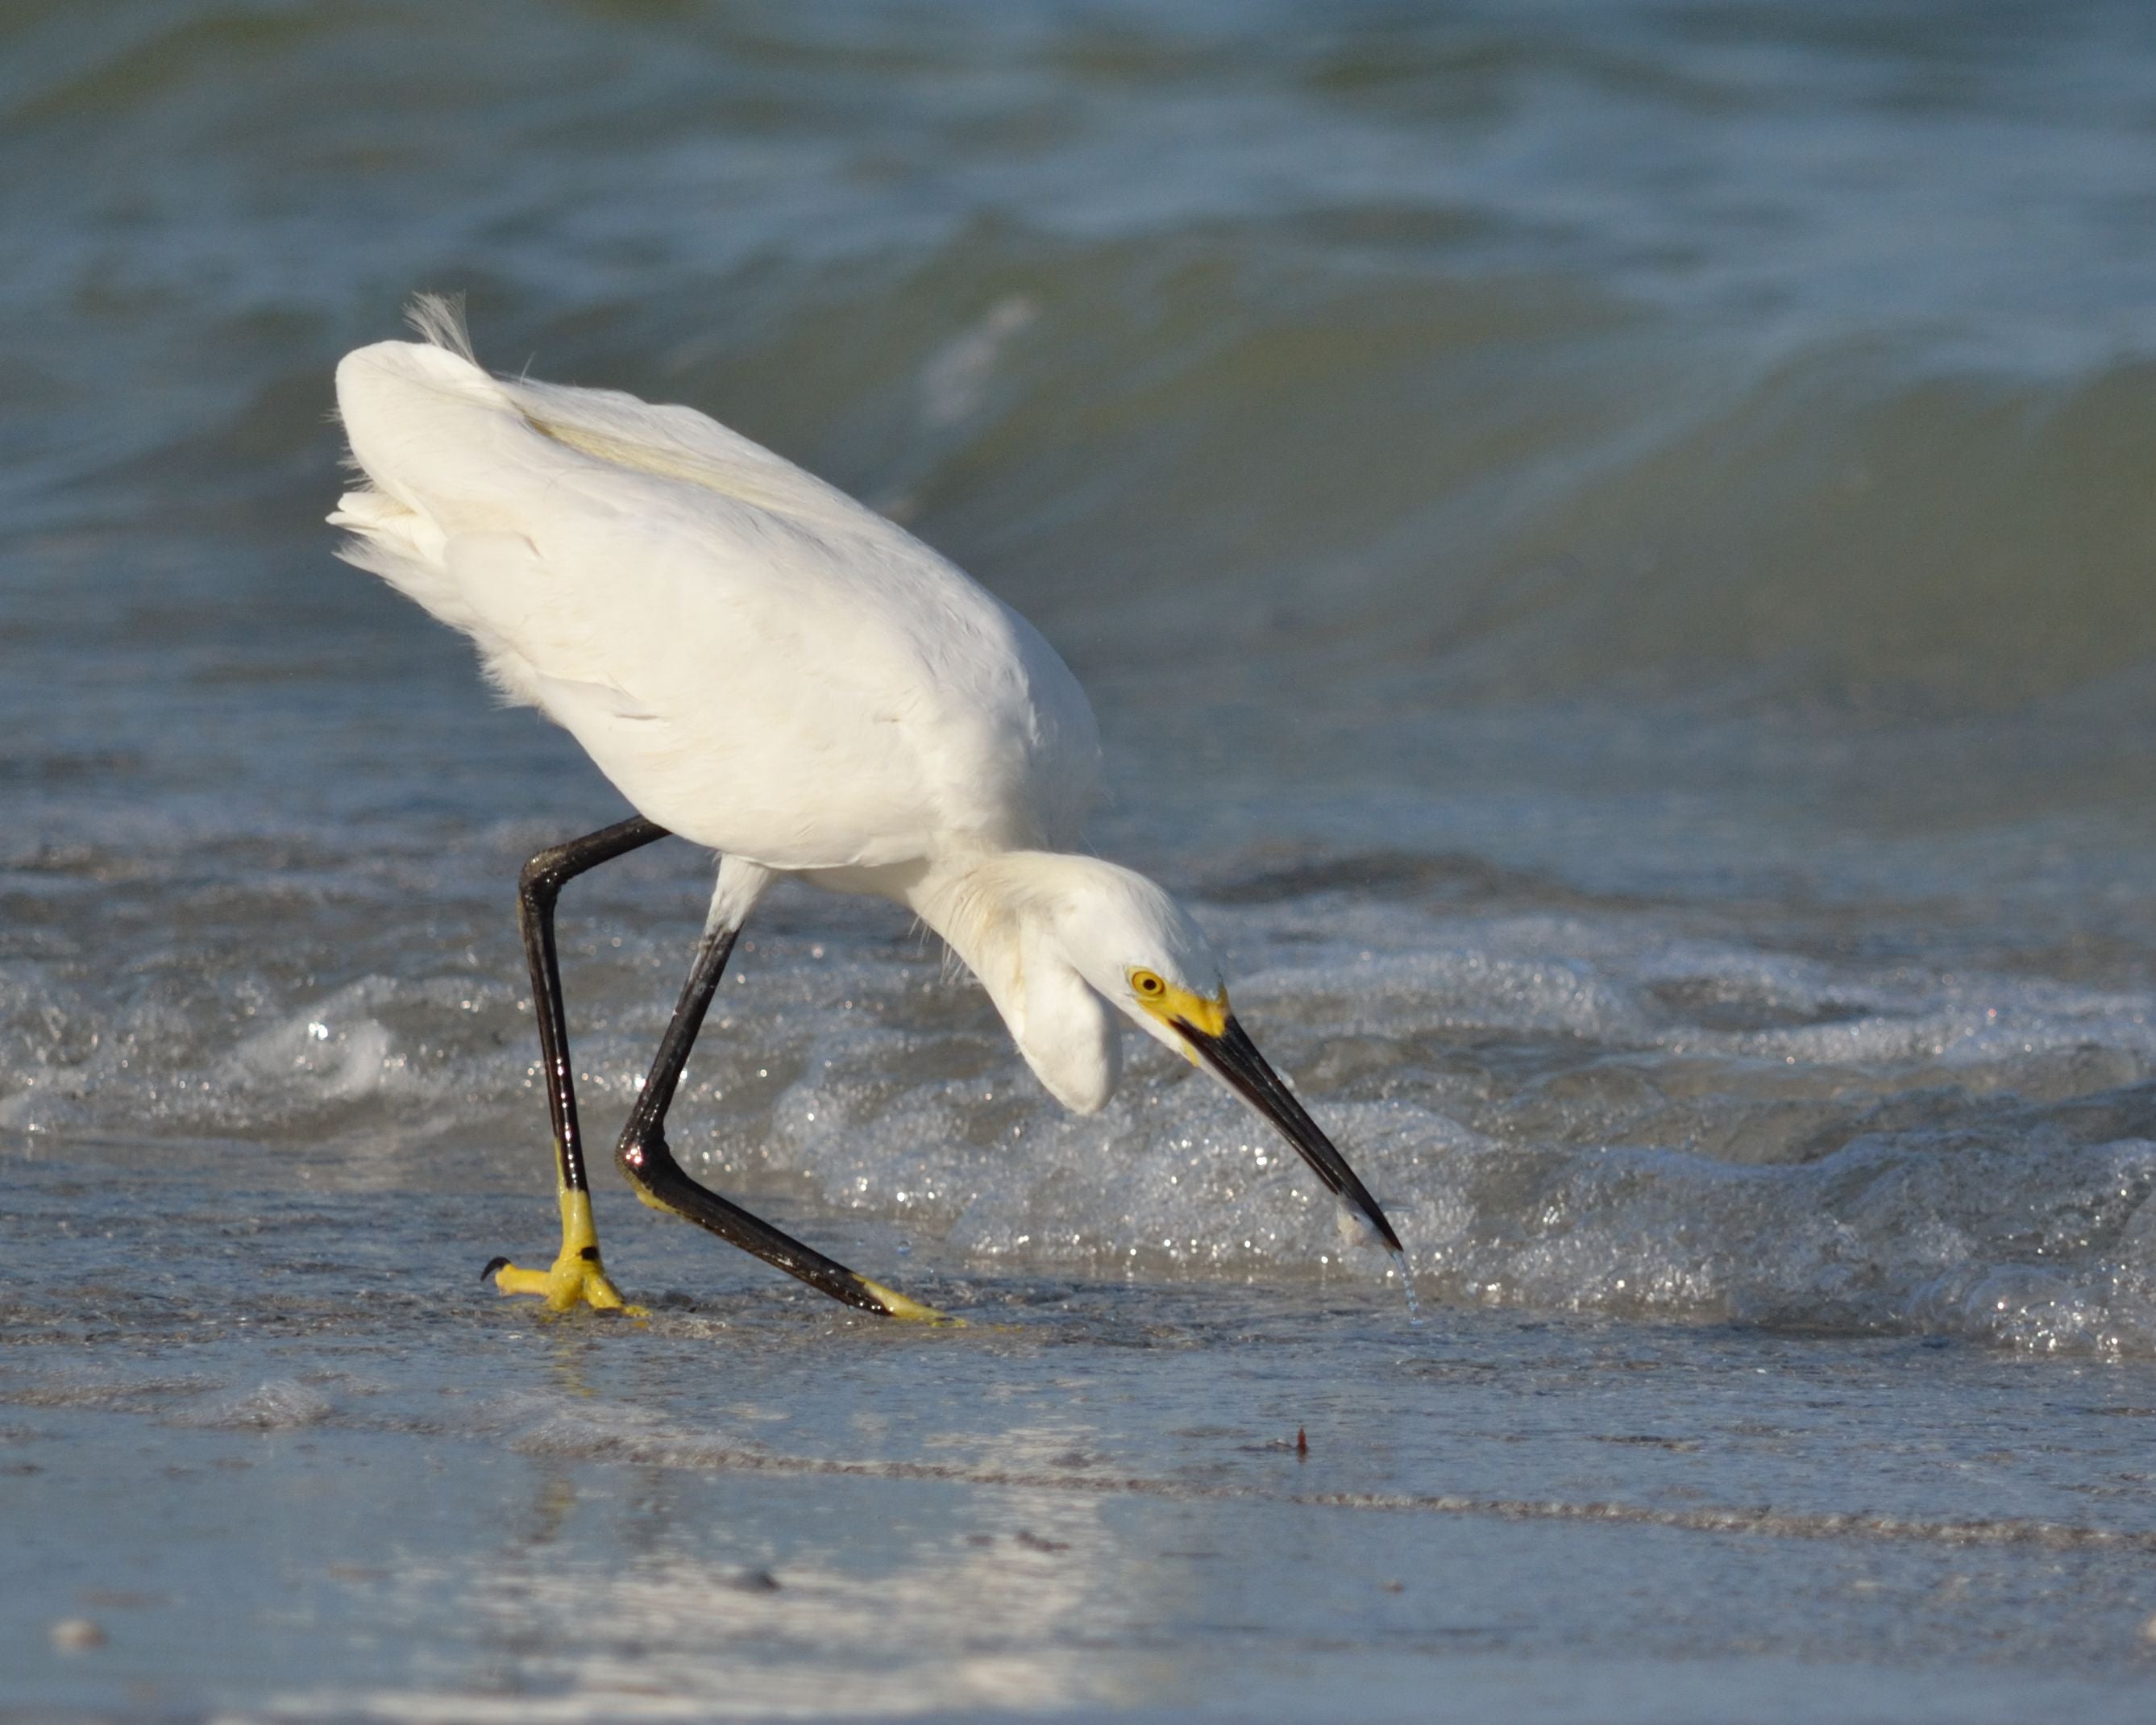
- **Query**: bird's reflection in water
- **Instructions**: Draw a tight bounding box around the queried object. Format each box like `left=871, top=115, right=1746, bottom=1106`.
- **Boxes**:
left=432, top=1440, right=1143, bottom=1715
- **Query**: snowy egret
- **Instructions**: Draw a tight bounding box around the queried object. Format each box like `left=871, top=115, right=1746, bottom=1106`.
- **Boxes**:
left=330, top=297, right=1402, bottom=1320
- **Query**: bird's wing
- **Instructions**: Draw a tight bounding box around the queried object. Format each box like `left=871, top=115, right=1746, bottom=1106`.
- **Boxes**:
left=496, top=373, right=878, bottom=541
left=336, top=322, right=876, bottom=536
left=438, top=519, right=953, bottom=867
left=334, top=339, right=1101, bottom=869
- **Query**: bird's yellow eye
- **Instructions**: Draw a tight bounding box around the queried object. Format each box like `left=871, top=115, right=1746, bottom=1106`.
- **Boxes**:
left=1131, top=969, right=1167, bottom=998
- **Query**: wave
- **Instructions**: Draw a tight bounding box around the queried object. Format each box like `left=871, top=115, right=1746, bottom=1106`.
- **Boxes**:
left=8, top=858, right=2154, bottom=1354
left=6, top=3, right=2156, bottom=717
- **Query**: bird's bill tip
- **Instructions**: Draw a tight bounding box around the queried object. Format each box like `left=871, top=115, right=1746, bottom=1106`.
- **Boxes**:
left=1180, top=1014, right=1404, bottom=1257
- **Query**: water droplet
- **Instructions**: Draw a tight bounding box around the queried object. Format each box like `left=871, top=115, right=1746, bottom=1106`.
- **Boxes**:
left=1390, top=1247, right=1423, bottom=1325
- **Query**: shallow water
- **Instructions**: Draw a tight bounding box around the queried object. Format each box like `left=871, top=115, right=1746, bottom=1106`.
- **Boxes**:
left=6, top=1, right=2156, bottom=1716
left=12, top=1143, right=2156, bottom=1720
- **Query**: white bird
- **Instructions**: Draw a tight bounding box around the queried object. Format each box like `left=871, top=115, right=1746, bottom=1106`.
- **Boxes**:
left=330, top=296, right=1402, bottom=1321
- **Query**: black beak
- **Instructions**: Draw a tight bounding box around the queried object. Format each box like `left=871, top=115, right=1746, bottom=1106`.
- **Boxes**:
left=1179, top=1014, right=1402, bottom=1257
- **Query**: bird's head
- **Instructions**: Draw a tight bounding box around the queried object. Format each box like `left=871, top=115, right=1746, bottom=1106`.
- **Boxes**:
left=1036, top=859, right=1403, bottom=1259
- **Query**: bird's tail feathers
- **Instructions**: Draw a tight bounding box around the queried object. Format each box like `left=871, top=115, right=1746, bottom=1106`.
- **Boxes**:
left=328, top=488, right=492, bottom=638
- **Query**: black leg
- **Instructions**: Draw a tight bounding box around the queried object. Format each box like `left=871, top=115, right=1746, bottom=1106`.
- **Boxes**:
left=485, top=816, right=667, bottom=1312
left=517, top=817, right=669, bottom=1196
left=613, top=920, right=943, bottom=1320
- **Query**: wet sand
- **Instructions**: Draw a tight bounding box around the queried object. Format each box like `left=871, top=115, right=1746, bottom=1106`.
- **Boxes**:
left=9, top=1137, right=2156, bottom=1723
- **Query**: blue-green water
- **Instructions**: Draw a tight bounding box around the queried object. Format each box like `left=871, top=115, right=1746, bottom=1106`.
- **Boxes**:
left=6, top=2, right=2156, bottom=1717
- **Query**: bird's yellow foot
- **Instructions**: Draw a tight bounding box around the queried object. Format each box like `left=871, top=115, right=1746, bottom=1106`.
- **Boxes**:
left=484, top=1248, right=643, bottom=1314
left=484, top=1188, right=646, bottom=1316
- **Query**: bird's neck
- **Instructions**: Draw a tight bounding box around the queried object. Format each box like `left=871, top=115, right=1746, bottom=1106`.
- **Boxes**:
left=908, top=854, right=1122, bottom=1116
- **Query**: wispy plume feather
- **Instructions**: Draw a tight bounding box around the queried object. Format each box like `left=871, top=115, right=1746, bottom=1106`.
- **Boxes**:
left=405, top=292, right=476, bottom=364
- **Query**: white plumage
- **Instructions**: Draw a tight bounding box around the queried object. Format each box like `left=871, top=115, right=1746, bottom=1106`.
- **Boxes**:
left=333, top=312, right=1099, bottom=872
left=331, top=298, right=1400, bottom=1317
